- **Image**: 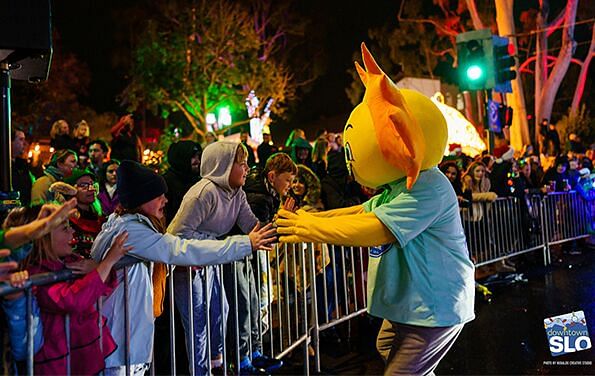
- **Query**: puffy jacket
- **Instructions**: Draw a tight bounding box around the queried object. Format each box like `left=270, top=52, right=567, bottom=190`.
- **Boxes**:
left=27, top=255, right=117, bottom=375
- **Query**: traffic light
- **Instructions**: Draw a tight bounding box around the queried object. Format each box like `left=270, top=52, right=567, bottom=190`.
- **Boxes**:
left=492, top=36, right=517, bottom=93
left=456, top=29, right=494, bottom=91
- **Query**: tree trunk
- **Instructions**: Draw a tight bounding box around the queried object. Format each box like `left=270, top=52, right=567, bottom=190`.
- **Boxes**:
left=535, top=0, right=549, bottom=148
left=570, top=25, right=595, bottom=117
left=537, top=0, right=578, bottom=126
left=495, top=0, right=530, bottom=151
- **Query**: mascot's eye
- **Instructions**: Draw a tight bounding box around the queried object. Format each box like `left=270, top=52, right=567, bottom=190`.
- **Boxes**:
left=345, top=142, right=354, bottom=162
left=346, top=123, right=354, bottom=130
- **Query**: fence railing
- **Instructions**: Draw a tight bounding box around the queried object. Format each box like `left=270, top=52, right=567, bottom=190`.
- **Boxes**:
left=461, top=191, right=593, bottom=267
left=1, top=191, right=593, bottom=375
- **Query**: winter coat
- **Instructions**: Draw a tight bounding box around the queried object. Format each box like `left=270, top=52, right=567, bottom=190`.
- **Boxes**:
left=289, top=137, right=313, bottom=168
left=243, top=167, right=280, bottom=223
left=283, top=165, right=328, bottom=290
left=27, top=255, right=118, bottom=375
left=70, top=209, right=105, bottom=259
left=1, top=293, right=44, bottom=361
left=541, top=168, right=571, bottom=192
left=98, top=187, right=120, bottom=217
left=91, top=212, right=253, bottom=368
left=12, top=157, right=35, bottom=206
left=461, top=175, right=497, bottom=222
left=31, top=174, right=58, bottom=205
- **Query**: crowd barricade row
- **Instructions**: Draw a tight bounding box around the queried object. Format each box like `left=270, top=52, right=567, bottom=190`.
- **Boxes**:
left=1, top=191, right=592, bottom=375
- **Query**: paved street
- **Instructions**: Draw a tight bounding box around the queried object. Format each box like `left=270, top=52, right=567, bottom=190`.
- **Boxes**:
left=281, top=247, right=594, bottom=375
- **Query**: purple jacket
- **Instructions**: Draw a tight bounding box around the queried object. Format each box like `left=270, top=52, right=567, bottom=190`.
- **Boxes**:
left=98, top=189, right=120, bottom=216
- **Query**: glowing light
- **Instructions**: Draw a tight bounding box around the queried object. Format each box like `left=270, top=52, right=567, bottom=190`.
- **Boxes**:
left=28, top=151, right=33, bottom=158
left=218, top=107, right=232, bottom=126
left=143, top=149, right=150, bottom=156
left=431, top=92, right=486, bottom=157
left=206, top=113, right=217, bottom=125
left=49, top=147, right=54, bottom=153
left=34, top=144, right=40, bottom=152
left=466, top=65, right=483, bottom=81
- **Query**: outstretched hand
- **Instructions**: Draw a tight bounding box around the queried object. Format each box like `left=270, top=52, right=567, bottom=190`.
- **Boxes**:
left=248, top=222, right=277, bottom=252
left=275, top=208, right=315, bottom=243
left=33, top=198, right=78, bottom=239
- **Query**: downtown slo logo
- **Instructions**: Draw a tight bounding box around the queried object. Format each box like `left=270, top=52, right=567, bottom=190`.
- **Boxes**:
left=544, top=311, right=591, bottom=356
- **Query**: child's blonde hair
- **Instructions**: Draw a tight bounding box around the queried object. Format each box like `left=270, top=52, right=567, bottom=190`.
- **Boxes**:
left=235, top=143, right=248, bottom=164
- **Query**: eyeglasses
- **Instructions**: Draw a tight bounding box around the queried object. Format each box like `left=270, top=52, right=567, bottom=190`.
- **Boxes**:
left=89, top=148, right=102, bottom=153
left=106, top=170, right=117, bottom=174
left=76, top=182, right=98, bottom=191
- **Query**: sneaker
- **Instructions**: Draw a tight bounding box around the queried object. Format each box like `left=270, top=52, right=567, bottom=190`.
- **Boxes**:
left=251, top=354, right=283, bottom=373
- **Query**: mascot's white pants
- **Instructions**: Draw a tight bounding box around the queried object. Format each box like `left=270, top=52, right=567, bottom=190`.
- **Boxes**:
left=376, top=320, right=464, bottom=376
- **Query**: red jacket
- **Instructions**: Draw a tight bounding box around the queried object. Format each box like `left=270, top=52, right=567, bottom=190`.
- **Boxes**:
left=27, top=255, right=118, bottom=375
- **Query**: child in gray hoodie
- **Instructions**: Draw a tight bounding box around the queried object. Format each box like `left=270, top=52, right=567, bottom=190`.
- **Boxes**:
left=168, top=141, right=267, bottom=375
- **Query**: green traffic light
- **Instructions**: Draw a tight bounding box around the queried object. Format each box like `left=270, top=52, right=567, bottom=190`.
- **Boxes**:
left=466, top=65, right=483, bottom=81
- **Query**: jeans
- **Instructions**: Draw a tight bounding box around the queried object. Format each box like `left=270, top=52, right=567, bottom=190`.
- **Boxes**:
left=223, top=259, right=261, bottom=362
left=174, top=266, right=228, bottom=375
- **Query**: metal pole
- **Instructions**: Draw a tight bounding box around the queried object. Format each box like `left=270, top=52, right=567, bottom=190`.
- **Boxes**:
left=308, top=243, right=321, bottom=373
left=187, top=268, right=195, bottom=375
left=168, top=266, right=177, bottom=375
left=0, top=64, right=12, bottom=192
left=205, top=267, right=212, bottom=376
left=233, top=262, right=240, bottom=372
left=299, top=245, right=310, bottom=375
left=26, top=288, right=34, bottom=376
left=124, top=267, right=131, bottom=375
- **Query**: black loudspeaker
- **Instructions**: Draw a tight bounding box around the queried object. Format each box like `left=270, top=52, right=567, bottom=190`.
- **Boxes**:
left=0, top=0, right=52, bottom=82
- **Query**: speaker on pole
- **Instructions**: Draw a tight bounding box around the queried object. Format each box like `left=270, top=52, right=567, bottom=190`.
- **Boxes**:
left=0, top=0, right=53, bottom=82
left=0, top=0, right=52, bottom=208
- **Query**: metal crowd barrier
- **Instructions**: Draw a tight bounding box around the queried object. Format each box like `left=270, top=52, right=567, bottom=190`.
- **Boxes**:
left=461, top=191, right=593, bottom=267
left=0, top=269, right=77, bottom=376
left=1, top=191, right=592, bottom=375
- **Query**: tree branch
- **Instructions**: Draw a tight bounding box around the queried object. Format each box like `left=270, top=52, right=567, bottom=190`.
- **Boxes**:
left=171, top=100, right=204, bottom=136
left=546, top=8, right=566, bottom=37
left=397, top=1, right=459, bottom=37
left=465, top=0, right=485, bottom=30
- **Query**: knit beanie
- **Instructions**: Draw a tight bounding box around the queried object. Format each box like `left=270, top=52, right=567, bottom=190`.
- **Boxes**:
left=118, top=160, right=168, bottom=209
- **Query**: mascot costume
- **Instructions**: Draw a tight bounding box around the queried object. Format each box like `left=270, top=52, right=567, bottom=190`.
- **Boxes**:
left=276, top=44, right=475, bottom=375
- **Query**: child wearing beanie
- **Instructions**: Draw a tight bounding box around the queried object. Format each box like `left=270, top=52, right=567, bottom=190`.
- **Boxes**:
left=167, top=141, right=265, bottom=375
left=90, top=160, right=276, bottom=375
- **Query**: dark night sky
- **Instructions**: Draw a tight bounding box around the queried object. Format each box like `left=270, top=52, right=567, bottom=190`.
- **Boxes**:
left=51, top=0, right=400, bottom=139
left=49, top=0, right=590, bottom=142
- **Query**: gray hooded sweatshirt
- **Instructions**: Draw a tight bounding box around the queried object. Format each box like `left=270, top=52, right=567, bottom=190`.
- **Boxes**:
left=168, top=141, right=258, bottom=241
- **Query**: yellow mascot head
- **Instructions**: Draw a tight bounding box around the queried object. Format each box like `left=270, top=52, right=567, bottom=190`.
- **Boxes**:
left=344, top=43, right=448, bottom=189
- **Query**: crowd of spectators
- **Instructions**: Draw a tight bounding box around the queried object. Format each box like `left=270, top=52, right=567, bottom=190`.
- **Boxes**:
left=1, top=116, right=593, bottom=374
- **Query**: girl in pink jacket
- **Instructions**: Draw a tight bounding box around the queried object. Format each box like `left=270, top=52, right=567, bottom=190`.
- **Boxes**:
left=22, top=216, right=132, bottom=375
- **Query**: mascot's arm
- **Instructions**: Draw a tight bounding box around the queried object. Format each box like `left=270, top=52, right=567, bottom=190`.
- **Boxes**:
left=308, top=205, right=364, bottom=217
left=276, top=209, right=395, bottom=247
